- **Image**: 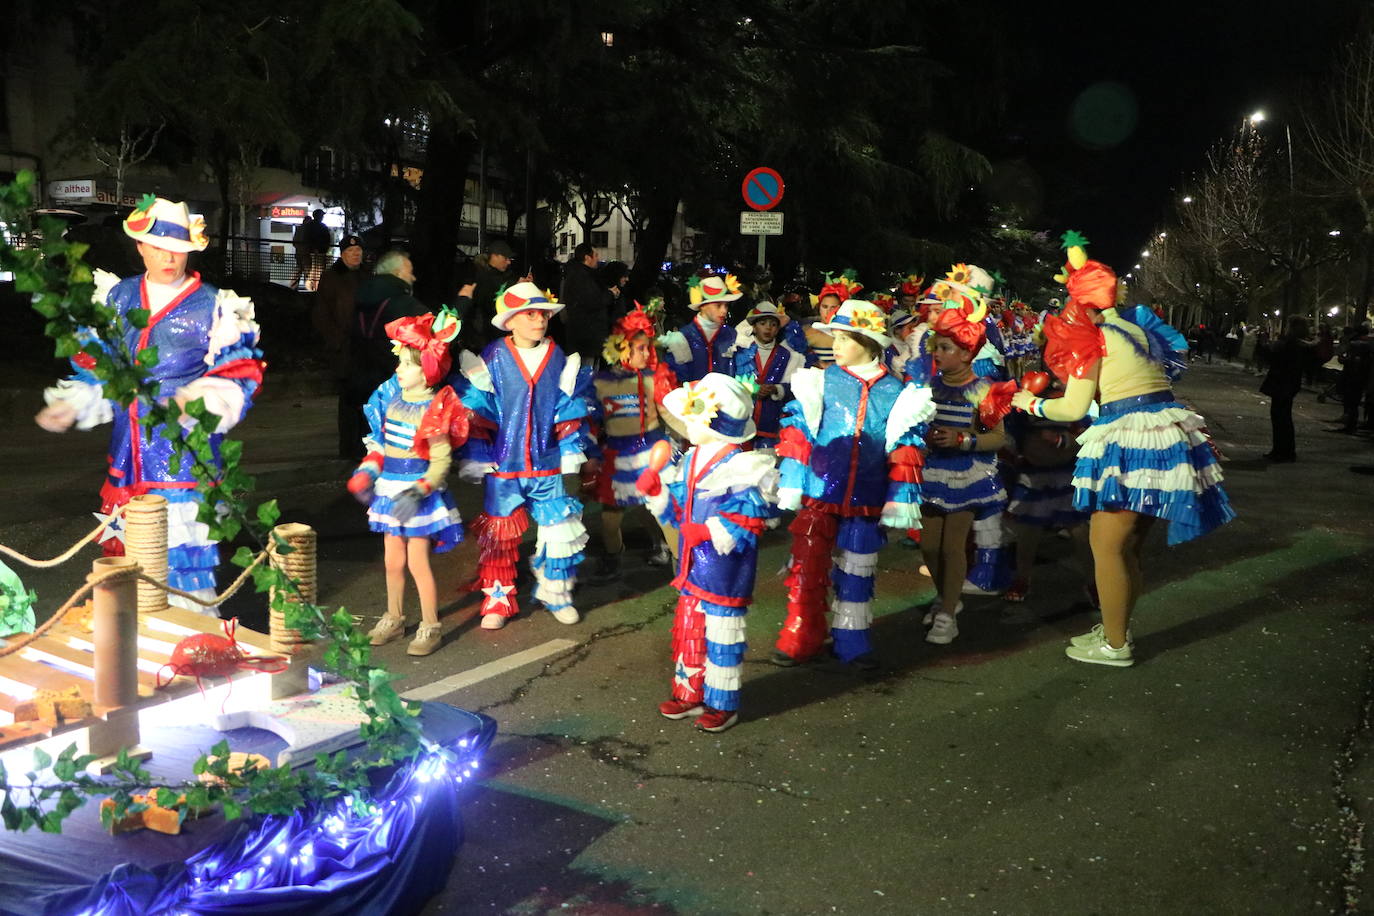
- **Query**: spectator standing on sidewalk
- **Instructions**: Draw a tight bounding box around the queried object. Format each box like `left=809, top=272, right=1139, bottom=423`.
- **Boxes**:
left=1260, top=317, right=1314, bottom=463
left=349, top=251, right=427, bottom=434
left=560, top=242, right=620, bottom=363
left=1331, top=322, right=1373, bottom=434
left=314, top=233, right=368, bottom=458
left=467, top=240, right=527, bottom=350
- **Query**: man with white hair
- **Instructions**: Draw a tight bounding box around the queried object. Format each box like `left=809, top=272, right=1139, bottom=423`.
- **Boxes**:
left=35, top=196, right=265, bottom=612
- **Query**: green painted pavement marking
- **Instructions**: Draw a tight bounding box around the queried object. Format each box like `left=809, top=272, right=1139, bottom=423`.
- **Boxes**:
left=1140, top=527, right=1371, bottom=611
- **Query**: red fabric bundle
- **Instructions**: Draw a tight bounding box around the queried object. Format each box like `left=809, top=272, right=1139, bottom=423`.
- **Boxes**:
left=385, top=313, right=455, bottom=387
left=978, top=380, right=1018, bottom=428
left=1042, top=311, right=1106, bottom=383
left=1065, top=260, right=1118, bottom=312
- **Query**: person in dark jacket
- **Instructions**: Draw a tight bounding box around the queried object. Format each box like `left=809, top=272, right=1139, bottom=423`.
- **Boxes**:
left=559, top=242, right=620, bottom=362
left=314, top=234, right=368, bottom=457
left=1260, top=317, right=1314, bottom=462
left=467, top=240, right=527, bottom=350
left=347, top=250, right=427, bottom=443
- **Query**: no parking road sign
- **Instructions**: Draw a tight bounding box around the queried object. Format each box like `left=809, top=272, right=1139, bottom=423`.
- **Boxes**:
left=741, top=167, right=784, bottom=211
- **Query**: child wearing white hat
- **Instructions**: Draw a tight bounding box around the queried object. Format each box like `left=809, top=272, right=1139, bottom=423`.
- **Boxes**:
left=771, top=300, right=934, bottom=669
left=638, top=373, right=779, bottom=733
left=449, top=282, right=593, bottom=629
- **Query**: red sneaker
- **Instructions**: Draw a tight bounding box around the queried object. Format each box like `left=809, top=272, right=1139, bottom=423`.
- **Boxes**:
left=1004, top=578, right=1029, bottom=603
left=659, top=698, right=704, bottom=720
left=695, top=707, right=739, bottom=733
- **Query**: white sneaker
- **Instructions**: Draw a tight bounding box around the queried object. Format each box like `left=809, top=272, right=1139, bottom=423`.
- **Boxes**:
left=1069, top=623, right=1133, bottom=649
left=480, top=613, right=507, bottom=630
left=922, top=600, right=961, bottom=627
left=926, top=611, right=959, bottom=644
left=550, top=606, right=581, bottom=625
left=1065, top=635, right=1134, bottom=667
left=962, top=580, right=1004, bottom=596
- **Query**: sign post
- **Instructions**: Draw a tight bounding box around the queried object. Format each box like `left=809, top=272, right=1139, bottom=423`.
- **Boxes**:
left=740, top=167, right=784, bottom=267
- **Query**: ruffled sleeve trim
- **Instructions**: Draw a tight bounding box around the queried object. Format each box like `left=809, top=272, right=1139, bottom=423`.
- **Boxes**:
left=414, top=386, right=471, bottom=458
left=884, top=382, right=935, bottom=452
left=788, top=367, right=825, bottom=436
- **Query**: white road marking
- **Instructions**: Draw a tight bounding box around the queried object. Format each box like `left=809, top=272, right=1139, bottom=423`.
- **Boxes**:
left=401, top=638, right=579, bottom=701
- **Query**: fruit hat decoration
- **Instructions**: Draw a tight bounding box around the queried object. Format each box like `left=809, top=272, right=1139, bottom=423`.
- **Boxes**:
left=929, top=298, right=989, bottom=354
left=123, top=194, right=209, bottom=253
left=686, top=273, right=743, bottom=310
left=870, top=291, right=897, bottom=314
left=899, top=274, right=925, bottom=297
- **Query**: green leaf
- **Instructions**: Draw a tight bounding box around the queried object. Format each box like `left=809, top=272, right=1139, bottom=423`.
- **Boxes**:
left=231, top=545, right=257, bottom=569
left=222, top=798, right=243, bottom=821
left=126, top=308, right=150, bottom=330
left=32, top=748, right=51, bottom=771
left=256, top=499, right=281, bottom=529
left=136, top=346, right=159, bottom=369
left=155, top=787, right=179, bottom=808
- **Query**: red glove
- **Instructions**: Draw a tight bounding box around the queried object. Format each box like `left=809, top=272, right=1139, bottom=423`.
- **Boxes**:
left=347, top=470, right=377, bottom=504
left=636, top=468, right=662, bottom=497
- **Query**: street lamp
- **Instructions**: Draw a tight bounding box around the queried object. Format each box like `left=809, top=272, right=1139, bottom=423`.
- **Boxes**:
left=1329, top=229, right=1342, bottom=237
left=1249, top=110, right=1266, bottom=124
left=1182, top=196, right=1193, bottom=204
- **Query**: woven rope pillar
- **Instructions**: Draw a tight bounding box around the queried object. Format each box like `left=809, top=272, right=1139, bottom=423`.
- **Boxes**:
left=123, top=494, right=169, bottom=614
left=268, top=522, right=317, bottom=655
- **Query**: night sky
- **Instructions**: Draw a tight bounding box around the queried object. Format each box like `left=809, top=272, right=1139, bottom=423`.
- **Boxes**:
left=984, top=0, right=1364, bottom=269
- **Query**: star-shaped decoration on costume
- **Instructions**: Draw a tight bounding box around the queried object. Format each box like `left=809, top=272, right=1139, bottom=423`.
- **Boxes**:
left=93, top=510, right=125, bottom=545
left=673, top=655, right=703, bottom=693
left=481, top=580, right=515, bottom=610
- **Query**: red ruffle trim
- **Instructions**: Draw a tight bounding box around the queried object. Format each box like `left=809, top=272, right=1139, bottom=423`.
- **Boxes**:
left=553, top=419, right=582, bottom=441
left=777, top=426, right=812, bottom=463
left=798, top=497, right=880, bottom=518
left=470, top=508, right=530, bottom=544
left=887, top=445, right=924, bottom=483
left=412, top=387, right=472, bottom=458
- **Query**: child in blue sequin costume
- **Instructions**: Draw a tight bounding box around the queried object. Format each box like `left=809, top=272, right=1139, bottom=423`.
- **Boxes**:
left=351, top=311, right=470, bottom=656
left=772, top=300, right=934, bottom=669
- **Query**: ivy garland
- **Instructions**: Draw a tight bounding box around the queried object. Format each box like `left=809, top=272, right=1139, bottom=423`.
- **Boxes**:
left=0, top=171, right=432, bottom=834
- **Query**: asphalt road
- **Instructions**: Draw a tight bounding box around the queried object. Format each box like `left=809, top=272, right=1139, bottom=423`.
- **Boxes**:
left=3, top=361, right=1373, bottom=915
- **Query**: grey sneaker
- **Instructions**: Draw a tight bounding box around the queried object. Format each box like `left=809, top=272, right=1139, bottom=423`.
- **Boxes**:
left=926, top=611, right=959, bottom=645
left=1065, top=634, right=1134, bottom=667
left=368, top=614, right=406, bottom=646
left=1069, top=623, right=1133, bottom=649
left=646, top=543, right=674, bottom=568
left=407, top=622, right=443, bottom=656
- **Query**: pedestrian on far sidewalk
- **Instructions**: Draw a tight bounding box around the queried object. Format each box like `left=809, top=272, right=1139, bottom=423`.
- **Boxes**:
left=559, top=242, right=620, bottom=363
left=1260, top=316, right=1313, bottom=463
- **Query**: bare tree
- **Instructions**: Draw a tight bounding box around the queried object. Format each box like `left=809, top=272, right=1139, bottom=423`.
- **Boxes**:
left=1303, top=26, right=1374, bottom=318
left=87, top=120, right=165, bottom=206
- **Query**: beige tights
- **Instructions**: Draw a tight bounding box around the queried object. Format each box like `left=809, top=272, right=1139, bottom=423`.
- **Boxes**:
left=920, top=510, right=974, bottom=608
left=1088, top=510, right=1155, bottom=647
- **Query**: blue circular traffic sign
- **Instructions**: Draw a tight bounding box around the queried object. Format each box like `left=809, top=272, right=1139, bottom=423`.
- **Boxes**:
left=742, top=167, right=785, bottom=211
